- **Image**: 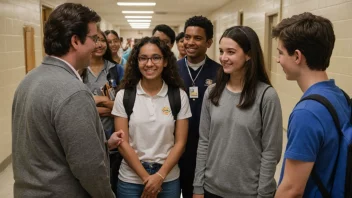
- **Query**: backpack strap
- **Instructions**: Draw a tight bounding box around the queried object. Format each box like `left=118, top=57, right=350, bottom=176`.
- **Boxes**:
left=340, top=89, right=351, bottom=106
left=340, top=89, right=352, bottom=124
left=260, top=85, right=272, bottom=123
left=299, top=94, right=342, bottom=198
left=167, top=86, right=181, bottom=121
left=123, top=87, right=137, bottom=121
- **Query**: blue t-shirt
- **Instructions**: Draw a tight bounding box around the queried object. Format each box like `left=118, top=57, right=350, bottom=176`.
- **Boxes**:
left=279, top=79, right=350, bottom=197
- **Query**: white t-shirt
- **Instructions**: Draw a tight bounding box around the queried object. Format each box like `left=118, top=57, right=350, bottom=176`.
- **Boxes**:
left=112, top=81, right=192, bottom=184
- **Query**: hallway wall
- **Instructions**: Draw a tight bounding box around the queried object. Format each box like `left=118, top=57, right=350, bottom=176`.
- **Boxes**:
left=0, top=0, right=43, bottom=169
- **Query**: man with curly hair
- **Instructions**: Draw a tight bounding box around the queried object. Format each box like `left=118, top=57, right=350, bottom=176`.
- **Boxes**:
left=177, top=15, right=221, bottom=198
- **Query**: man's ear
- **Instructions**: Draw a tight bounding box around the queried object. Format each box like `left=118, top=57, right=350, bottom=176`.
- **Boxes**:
left=206, top=39, right=213, bottom=48
left=71, top=35, right=80, bottom=50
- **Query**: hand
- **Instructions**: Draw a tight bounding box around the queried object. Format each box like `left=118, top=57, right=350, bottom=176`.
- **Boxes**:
left=193, top=194, right=204, bottom=198
left=107, top=130, right=124, bottom=150
left=94, top=95, right=110, bottom=105
left=141, top=174, right=163, bottom=198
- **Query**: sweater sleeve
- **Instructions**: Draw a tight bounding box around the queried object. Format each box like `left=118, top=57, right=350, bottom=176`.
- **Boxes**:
left=193, top=87, right=212, bottom=194
left=257, top=87, right=283, bottom=198
left=54, top=90, right=115, bottom=198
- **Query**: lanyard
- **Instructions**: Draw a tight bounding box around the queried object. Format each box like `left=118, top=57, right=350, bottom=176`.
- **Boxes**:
left=185, top=57, right=206, bottom=86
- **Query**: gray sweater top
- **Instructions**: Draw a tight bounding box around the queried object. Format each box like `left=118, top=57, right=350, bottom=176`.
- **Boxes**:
left=12, top=56, right=114, bottom=198
left=193, top=83, right=283, bottom=198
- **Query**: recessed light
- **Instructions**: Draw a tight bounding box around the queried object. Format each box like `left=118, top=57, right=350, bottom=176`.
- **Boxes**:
left=127, top=20, right=151, bottom=22
left=122, top=11, right=154, bottom=14
left=125, top=16, right=153, bottom=19
left=117, top=2, right=156, bottom=6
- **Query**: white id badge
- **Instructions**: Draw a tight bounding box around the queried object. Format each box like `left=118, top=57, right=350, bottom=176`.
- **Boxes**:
left=189, top=86, right=199, bottom=99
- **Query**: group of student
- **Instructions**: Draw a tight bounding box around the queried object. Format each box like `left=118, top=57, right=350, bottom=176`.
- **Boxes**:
left=11, top=2, right=352, bottom=198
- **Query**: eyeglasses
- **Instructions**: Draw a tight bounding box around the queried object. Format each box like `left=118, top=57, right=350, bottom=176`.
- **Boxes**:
left=87, top=35, right=99, bottom=43
left=138, top=56, right=163, bottom=64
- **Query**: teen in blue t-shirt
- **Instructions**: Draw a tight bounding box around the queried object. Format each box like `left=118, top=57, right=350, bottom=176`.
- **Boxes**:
left=273, top=13, right=351, bottom=198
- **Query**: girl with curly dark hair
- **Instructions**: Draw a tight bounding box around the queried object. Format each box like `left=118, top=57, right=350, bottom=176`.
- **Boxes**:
left=111, top=37, right=191, bottom=198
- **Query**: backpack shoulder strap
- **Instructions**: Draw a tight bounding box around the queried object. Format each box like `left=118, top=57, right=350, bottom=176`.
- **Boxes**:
left=167, top=86, right=181, bottom=121
left=298, top=94, right=342, bottom=198
left=260, top=85, right=272, bottom=121
left=123, top=87, right=136, bottom=121
left=340, top=89, right=351, bottom=106
left=299, top=94, right=342, bottom=134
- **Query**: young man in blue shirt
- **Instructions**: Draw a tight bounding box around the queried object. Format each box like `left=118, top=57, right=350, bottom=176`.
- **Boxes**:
left=273, top=12, right=351, bottom=197
left=177, top=16, right=221, bottom=198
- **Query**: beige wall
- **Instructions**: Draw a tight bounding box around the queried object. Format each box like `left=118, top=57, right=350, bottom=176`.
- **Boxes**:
left=205, top=0, right=352, bottom=130
left=0, top=0, right=115, bottom=165
left=0, top=0, right=43, bottom=164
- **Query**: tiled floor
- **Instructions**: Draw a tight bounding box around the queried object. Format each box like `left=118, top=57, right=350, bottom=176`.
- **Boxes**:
left=0, top=132, right=287, bottom=198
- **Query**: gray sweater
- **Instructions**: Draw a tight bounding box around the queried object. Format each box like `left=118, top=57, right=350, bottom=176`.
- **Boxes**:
left=193, top=83, right=283, bottom=198
left=12, top=56, right=115, bottom=198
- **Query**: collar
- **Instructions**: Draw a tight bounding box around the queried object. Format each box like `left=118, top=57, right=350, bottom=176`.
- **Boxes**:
left=186, top=56, right=207, bottom=67
left=136, top=80, right=168, bottom=97
left=51, top=56, right=82, bottom=81
left=303, top=79, right=336, bottom=97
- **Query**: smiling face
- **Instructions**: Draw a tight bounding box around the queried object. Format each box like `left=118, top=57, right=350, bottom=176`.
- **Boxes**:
left=219, top=37, right=250, bottom=76
left=106, top=33, right=120, bottom=54
left=138, top=43, right=167, bottom=81
left=76, top=22, right=98, bottom=69
left=184, top=26, right=212, bottom=63
left=276, top=39, right=300, bottom=80
left=177, top=38, right=186, bottom=57
left=92, top=31, right=107, bottom=58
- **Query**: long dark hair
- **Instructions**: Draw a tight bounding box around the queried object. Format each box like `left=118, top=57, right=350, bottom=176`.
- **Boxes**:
left=209, top=26, right=271, bottom=108
left=99, top=29, right=117, bottom=64
left=120, top=36, right=184, bottom=89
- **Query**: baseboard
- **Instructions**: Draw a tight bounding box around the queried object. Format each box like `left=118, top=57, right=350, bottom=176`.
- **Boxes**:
left=0, top=154, right=12, bottom=173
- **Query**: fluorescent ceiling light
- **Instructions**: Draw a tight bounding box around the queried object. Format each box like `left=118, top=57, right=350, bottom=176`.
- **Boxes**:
left=117, top=2, right=156, bottom=6
left=122, top=11, right=154, bottom=14
left=130, top=25, right=150, bottom=27
left=132, top=27, right=149, bottom=29
left=125, top=16, right=152, bottom=19
left=129, top=23, right=150, bottom=25
left=127, top=19, right=151, bottom=22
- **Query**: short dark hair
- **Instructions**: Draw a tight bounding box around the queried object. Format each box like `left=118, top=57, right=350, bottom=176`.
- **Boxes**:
left=272, top=12, right=335, bottom=71
left=210, top=26, right=271, bottom=109
left=120, top=37, right=184, bottom=90
left=184, top=16, right=213, bottom=40
left=44, top=3, right=101, bottom=56
left=104, top=29, right=119, bottom=39
left=152, top=24, right=176, bottom=45
left=175, top=32, right=185, bottom=43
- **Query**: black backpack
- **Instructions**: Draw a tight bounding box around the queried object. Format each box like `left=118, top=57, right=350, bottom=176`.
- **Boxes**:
left=123, top=86, right=181, bottom=121
left=297, top=90, right=352, bottom=198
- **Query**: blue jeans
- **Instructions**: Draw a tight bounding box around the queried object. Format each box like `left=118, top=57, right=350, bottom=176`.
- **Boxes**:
left=117, top=161, right=180, bottom=198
